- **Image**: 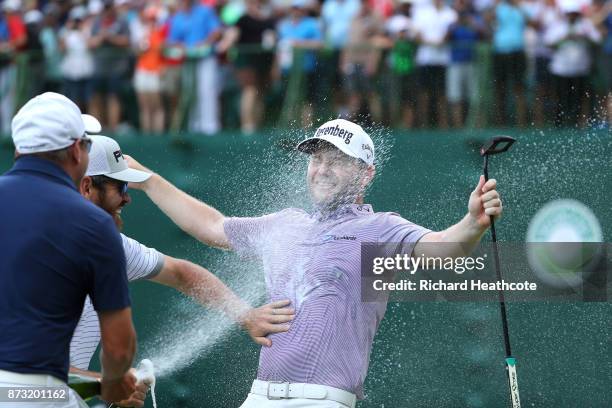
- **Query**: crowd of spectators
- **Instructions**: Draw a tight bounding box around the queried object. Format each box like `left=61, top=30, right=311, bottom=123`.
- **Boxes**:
left=0, top=0, right=610, bottom=135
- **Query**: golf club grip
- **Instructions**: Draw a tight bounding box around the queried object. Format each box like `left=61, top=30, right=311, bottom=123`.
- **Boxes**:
left=506, top=358, right=521, bottom=408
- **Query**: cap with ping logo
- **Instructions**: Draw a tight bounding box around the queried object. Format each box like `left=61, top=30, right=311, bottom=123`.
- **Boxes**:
left=86, top=135, right=151, bottom=182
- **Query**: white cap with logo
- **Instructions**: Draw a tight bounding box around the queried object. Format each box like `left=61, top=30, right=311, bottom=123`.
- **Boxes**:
left=12, top=92, right=102, bottom=154
left=296, top=119, right=375, bottom=166
left=86, top=135, right=151, bottom=182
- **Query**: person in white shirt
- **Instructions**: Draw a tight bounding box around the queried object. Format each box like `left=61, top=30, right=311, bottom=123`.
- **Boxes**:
left=412, top=0, right=457, bottom=128
left=522, top=0, right=560, bottom=126
left=544, top=0, right=601, bottom=127
left=71, top=135, right=295, bottom=408
left=59, top=7, right=94, bottom=112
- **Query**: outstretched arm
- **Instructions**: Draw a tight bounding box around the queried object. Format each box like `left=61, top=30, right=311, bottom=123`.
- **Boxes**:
left=415, top=176, right=502, bottom=257
left=151, top=256, right=294, bottom=346
left=125, top=156, right=230, bottom=249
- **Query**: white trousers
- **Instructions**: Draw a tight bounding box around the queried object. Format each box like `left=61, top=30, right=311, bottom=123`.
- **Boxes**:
left=0, top=380, right=88, bottom=408
left=240, top=393, right=352, bottom=408
left=189, top=56, right=220, bottom=135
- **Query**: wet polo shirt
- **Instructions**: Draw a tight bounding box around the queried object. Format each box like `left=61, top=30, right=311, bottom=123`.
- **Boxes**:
left=0, top=156, right=129, bottom=382
left=224, top=204, right=430, bottom=398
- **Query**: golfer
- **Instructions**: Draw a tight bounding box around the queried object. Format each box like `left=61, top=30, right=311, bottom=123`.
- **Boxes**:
left=0, top=93, right=137, bottom=408
left=127, top=119, right=503, bottom=407
left=71, top=135, right=295, bottom=407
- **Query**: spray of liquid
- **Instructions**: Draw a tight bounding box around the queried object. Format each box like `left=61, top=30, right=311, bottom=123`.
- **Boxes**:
left=136, top=359, right=157, bottom=408
left=139, top=125, right=395, bottom=381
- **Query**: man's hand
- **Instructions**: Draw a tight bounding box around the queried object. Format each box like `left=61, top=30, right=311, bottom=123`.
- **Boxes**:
left=468, top=175, right=502, bottom=231
left=124, top=155, right=154, bottom=190
left=240, top=300, right=295, bottom=347
left=100, top=370, right=137, bottom=404
left=114, top=369, right=149, bottom=408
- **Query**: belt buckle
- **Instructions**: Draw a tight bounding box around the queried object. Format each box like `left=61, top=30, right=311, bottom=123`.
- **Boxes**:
left=267, top=381, right=290, bottom=400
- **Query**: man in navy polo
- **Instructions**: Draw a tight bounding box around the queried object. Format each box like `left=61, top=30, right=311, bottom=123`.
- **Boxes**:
left=0, top=92, right=137, bottom=408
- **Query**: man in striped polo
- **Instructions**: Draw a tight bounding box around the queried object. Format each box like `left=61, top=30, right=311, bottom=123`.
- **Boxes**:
left=127, top=119, right=503, bottom=407
left=72, top=135, right=295, bottom=407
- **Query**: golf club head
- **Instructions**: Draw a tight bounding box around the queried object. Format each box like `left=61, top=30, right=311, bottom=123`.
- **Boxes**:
left=480, top=136, right=516, bottom=156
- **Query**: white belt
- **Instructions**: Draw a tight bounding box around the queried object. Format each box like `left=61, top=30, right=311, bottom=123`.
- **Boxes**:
left=251, top=379, right=356, bottom=408
left=0, top=370, right=65, bottom=387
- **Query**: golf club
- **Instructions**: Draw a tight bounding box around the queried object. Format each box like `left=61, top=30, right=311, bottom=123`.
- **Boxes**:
left=480, top=136, right=520, bottom=408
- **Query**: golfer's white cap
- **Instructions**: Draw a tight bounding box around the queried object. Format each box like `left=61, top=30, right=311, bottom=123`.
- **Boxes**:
left=11, top=92, right=101, bottom=154
left=296, top=119, right=375, bottom=166
left=86, top=135, right=151, bottom=182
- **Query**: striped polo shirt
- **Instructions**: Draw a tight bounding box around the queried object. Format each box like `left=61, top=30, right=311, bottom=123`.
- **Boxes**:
left=69, top=234, right=164, bottom=370
left=224, top=204, right=430, bottom=398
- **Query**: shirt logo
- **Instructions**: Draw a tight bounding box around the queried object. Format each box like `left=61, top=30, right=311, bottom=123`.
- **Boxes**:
left=322, top=234, right=358, bottom=243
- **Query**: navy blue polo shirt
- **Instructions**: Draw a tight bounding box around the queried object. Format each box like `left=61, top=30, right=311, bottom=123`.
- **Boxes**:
left=0, top=156, right=130, bottom=382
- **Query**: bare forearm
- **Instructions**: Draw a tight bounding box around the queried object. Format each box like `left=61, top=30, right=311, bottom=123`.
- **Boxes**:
left=144, top=173, right=229, bottom=248
left=100, top=344, right=134, bottom=381
left=70, top=366, right=102, bottom=379
left=155, top=258, right=250, bottom=323
left=99, top=309, right=137, bottom=381
left=416, top=214, right=487, bottom=258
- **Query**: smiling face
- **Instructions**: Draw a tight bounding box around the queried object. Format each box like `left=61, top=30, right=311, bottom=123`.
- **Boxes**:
left=84, top=175, right=131, bottom=230
left=307, top=143, right=373, bottom=209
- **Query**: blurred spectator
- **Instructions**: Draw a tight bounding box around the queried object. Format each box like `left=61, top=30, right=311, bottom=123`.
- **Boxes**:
left=0, top=0, right=26, bottom=135
left=605, top=1, right=612, bottom=126
left=592, top=0, right=612, bottom=126
left=446, top=0, right=485, bottom=128
left=159, top=0, right=182, bottom=130
left=490, top=0, right=528, bottom=127
left=526, top=0, right=559, bottom=127
left=545, top=0, right=601, bottom=127
left=167, top=0, right=222, bottom=135
left=23, top=9, right=44, bottom=99
left=322, top=0, right=359, bottom=51
left=321, top=0, right=359, bottom=115
left=413, top=0, right=457, bottom=128
left=88, top=0, right=131, bottom=132
left=39, top=3, right=62, bottom=92
left=276, top=0, right=323, bottom=127
left=341, top=0, right=384, bottom=122
left=217, top=0, right=276, bottom=134
left=133, top=5, right=165, bottom=133
left=384, top=0, right=416, bottom=128
left=59, top=6, right=94, bottom=112
left=369, top=0, right=394, bottom=19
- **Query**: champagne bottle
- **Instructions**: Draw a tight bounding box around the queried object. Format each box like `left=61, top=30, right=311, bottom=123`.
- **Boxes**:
left=68, top=373, right=101, bottom=401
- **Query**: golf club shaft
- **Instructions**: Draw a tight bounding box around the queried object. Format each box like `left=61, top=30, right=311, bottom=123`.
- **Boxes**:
left=483, top=156, right=521, bottom=408
left=483, top=157, right=512, bottom=357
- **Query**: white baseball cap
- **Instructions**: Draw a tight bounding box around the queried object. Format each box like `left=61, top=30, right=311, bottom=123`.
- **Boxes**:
left=296, top=119, right=375, bottom=166
left=12, top=92, right=101, bottom=154
left=86, top=135, right=151, bottom=182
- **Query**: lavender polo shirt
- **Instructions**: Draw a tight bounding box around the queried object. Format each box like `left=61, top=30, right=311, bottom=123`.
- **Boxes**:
left=224, top=204, right=431, bottom=398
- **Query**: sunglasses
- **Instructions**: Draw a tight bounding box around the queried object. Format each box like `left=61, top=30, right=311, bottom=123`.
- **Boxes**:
left=91, top=175, right=129, bottom=196
left=106, top=178, right=129, bottom=196
left=72, top=136, right=92, bottom=153
left=117, top=180, right=129, bottom=195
